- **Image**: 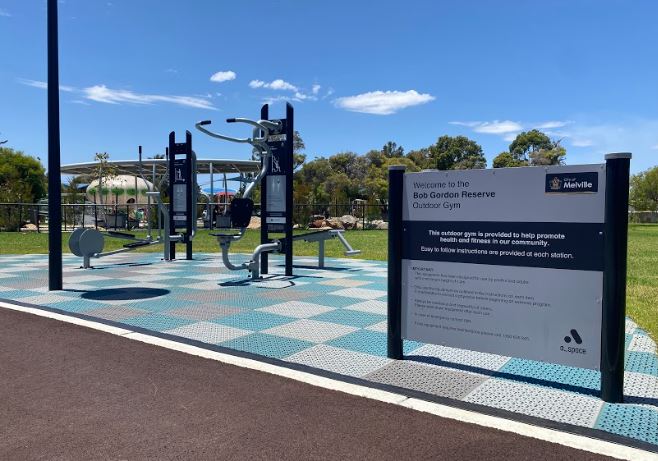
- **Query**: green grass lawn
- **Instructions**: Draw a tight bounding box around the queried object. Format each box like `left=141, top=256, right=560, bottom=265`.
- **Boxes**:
left=0, top=225, right=655, bottom=339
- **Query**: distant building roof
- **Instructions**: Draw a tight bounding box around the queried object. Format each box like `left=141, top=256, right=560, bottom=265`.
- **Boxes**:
left=61, top=158, right=260, bottom=176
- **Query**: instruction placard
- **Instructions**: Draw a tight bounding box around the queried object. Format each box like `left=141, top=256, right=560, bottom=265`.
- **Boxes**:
left=401, top=165, right=606, bottom=369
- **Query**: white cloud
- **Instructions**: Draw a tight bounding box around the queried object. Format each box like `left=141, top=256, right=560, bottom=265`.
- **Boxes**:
left=249, top=78, right=298, bottom=91
left=0, top=8, right=11, bottom=17
left=19, top=78, right=214, bottom=109
left=449, top=121, right=482, bottom=128
left=210, top=70, right=236, bottom=83
left=533, top=120, right=571, bottom=129
left=84, top=85, right=215, bottom=109
left=18, top=78, right=74, bottom=92
left=334, top=90, right=435, bottom=115
left=312, top=84, right=321, bottom=95
left=473, top=120, right=523, bottom=134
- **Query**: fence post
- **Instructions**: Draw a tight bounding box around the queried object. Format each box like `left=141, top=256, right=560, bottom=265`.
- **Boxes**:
left=387, top=166, right=405, bottom=359
left=600, top=152, right=631, bottom=403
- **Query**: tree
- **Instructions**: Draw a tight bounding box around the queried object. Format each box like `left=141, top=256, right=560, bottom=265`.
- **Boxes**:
left=382, top=141, right=404, bottom=158
left=293, top=131, right=306, bottom=171
left=494, top=130, right=566, bottom=168
left=509, top=129, right=552, bottom=158
left=0, top=148, right=47, bottom=203
left=0, top=148, right=46, bottom=230
left=630, top=166, right=658, bottom=211
left=428, top=135, right=486, bottom=170
left=492, top=152, right=527, bottom=168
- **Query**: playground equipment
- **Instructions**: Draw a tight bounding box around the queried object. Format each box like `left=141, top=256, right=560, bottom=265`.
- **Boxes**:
left=69, top=132, right=198, bottom=268
left=196, top=103, right=360, bottom=280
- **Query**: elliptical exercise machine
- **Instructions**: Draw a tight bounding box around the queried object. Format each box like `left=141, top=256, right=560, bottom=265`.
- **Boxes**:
left=69, top=132, right=198, bottom=268
left=196, top=103, right=360, bottom=280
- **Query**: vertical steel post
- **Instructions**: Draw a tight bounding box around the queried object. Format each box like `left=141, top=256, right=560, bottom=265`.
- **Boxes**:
left=600, top=152, right=632, bottom=403
left=168, top=138, right=176, bottom=260
left=387, top=166, right=405, bottom=359
left=284, top=103, right=294, bottom=277
left=209, top=162, right=214, bottom=230
left=47, top=0, right=62, bottom=291
left=185, top=131, right=193, bottom=260
left=260, top=104, right=269, bottom=275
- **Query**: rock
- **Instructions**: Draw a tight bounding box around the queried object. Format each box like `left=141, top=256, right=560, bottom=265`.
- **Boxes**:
left=308, top=214, right=326, bottom=228
left=338, top=214, right=358, bottom=230
left=370, top=219, right=388, bottom=230
left=247, top=216, right=261, bottom=229
left=292, top=224, right=301, bottom=229
left=325, top=218, right=344, bottom=229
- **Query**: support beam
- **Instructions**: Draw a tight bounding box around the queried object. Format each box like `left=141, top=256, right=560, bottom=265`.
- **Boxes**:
left=47, top=0, right=62, bottom=291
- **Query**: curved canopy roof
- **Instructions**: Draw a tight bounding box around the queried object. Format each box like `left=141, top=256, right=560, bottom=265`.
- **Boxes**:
left=61, top=158, right=260, bottom=177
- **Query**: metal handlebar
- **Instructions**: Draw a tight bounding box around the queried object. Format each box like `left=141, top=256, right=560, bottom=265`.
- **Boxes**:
left=194, top=118, right=281, bottom=147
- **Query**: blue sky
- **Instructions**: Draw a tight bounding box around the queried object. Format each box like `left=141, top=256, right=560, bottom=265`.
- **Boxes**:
left=1, top=0, right=657, bottom=175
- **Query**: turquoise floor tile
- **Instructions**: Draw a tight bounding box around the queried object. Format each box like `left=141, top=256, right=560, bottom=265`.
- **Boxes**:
left=121, top=313, right=195, bottom=332
left=220, top=333, right=313, bottom=359
left=595, top=403, right=658, bottom=445
left=306, top=294, right=367, bottom=308
left=46, top=299, right=105, bottom=313
left=499, top=358, right=601, bottom=390
left=327, top=330, right=422, bottom=357
left=213, top=311, right=293, bottom=331
left=0, top=289, right=44, bottom=300
left=625, top=351, right=658, bottom=375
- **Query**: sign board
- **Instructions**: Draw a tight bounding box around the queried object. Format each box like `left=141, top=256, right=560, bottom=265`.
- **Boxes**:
left=401, top=164, right=606, bottom=369
left=171, top=157, right=189, bottom=228
left=264, top=128, right=291, bottom=233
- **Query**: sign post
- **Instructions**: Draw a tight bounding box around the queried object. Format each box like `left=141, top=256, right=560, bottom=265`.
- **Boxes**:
left=387, top=166, right=405, bottom=359
left=601, top=153, right=632, bottom=403
left=260, top=103, right=294, bottom=277
left=168, top=131, right=195, bottom=260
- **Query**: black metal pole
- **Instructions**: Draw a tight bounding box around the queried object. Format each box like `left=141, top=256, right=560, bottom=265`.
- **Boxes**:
left=600, top=152, right=632, bottom=403
left=167, top=141, right=176, bottom=260
left=260, top=104, right=269, bottom=276
left=284, top=102, right=294, bottom=277
left=47, top=0, right=62, bottom=291
left=185, top=131, right=193, bottom=260
left=387, top=165, right=405, bottom=359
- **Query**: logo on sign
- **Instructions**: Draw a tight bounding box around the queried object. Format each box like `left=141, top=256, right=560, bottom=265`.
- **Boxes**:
left=545, top=172, right=598, bottom=193
left=560, top=329, right=587, bottom=355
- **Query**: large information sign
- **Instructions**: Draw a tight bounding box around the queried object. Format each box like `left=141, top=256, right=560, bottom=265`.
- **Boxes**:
left=401, top=165, right=606, bottom=369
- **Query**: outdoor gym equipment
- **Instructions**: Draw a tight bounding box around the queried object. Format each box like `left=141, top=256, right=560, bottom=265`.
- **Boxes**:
left=69, top=132, right=198, bottom=268
left=196, top=103, right=360, bottom=280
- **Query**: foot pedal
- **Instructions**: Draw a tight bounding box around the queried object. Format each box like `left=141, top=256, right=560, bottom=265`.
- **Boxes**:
left=344, top=250, right=361, bottom=256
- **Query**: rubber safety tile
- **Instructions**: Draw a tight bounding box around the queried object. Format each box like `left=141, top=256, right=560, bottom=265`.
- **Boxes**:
left=366, top=360, right=487, bottom=400
left=261, top=319, right=358, bottom=344
left=213, top=310, right=294, bottom=331
left=164, top=321, right=251, bottom=344
left=219, top=333, right=313, bottom=360
left=287, top=344, right=391, bottom=378
left=464, top=379, right=604, bottom=427
left=594, top=403, right=658, bottom=445
left=310, top=309, right=386, bottom=328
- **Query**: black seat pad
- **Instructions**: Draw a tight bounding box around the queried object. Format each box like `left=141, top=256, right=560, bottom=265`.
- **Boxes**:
left=230, top=198, right=254, bottom=228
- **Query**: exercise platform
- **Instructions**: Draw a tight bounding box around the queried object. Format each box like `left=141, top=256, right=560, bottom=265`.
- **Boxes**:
left=0, top=252, right=656, bottom=450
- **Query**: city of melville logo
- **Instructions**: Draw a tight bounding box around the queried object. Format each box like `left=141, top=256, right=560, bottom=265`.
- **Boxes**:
left=545, top=172, right=598, bottom=193
left=550, top=176, right=562, bottom=191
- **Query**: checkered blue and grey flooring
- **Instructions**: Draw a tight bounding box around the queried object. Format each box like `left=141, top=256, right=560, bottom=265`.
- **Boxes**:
left=0, top=252, right=656, bottom=446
